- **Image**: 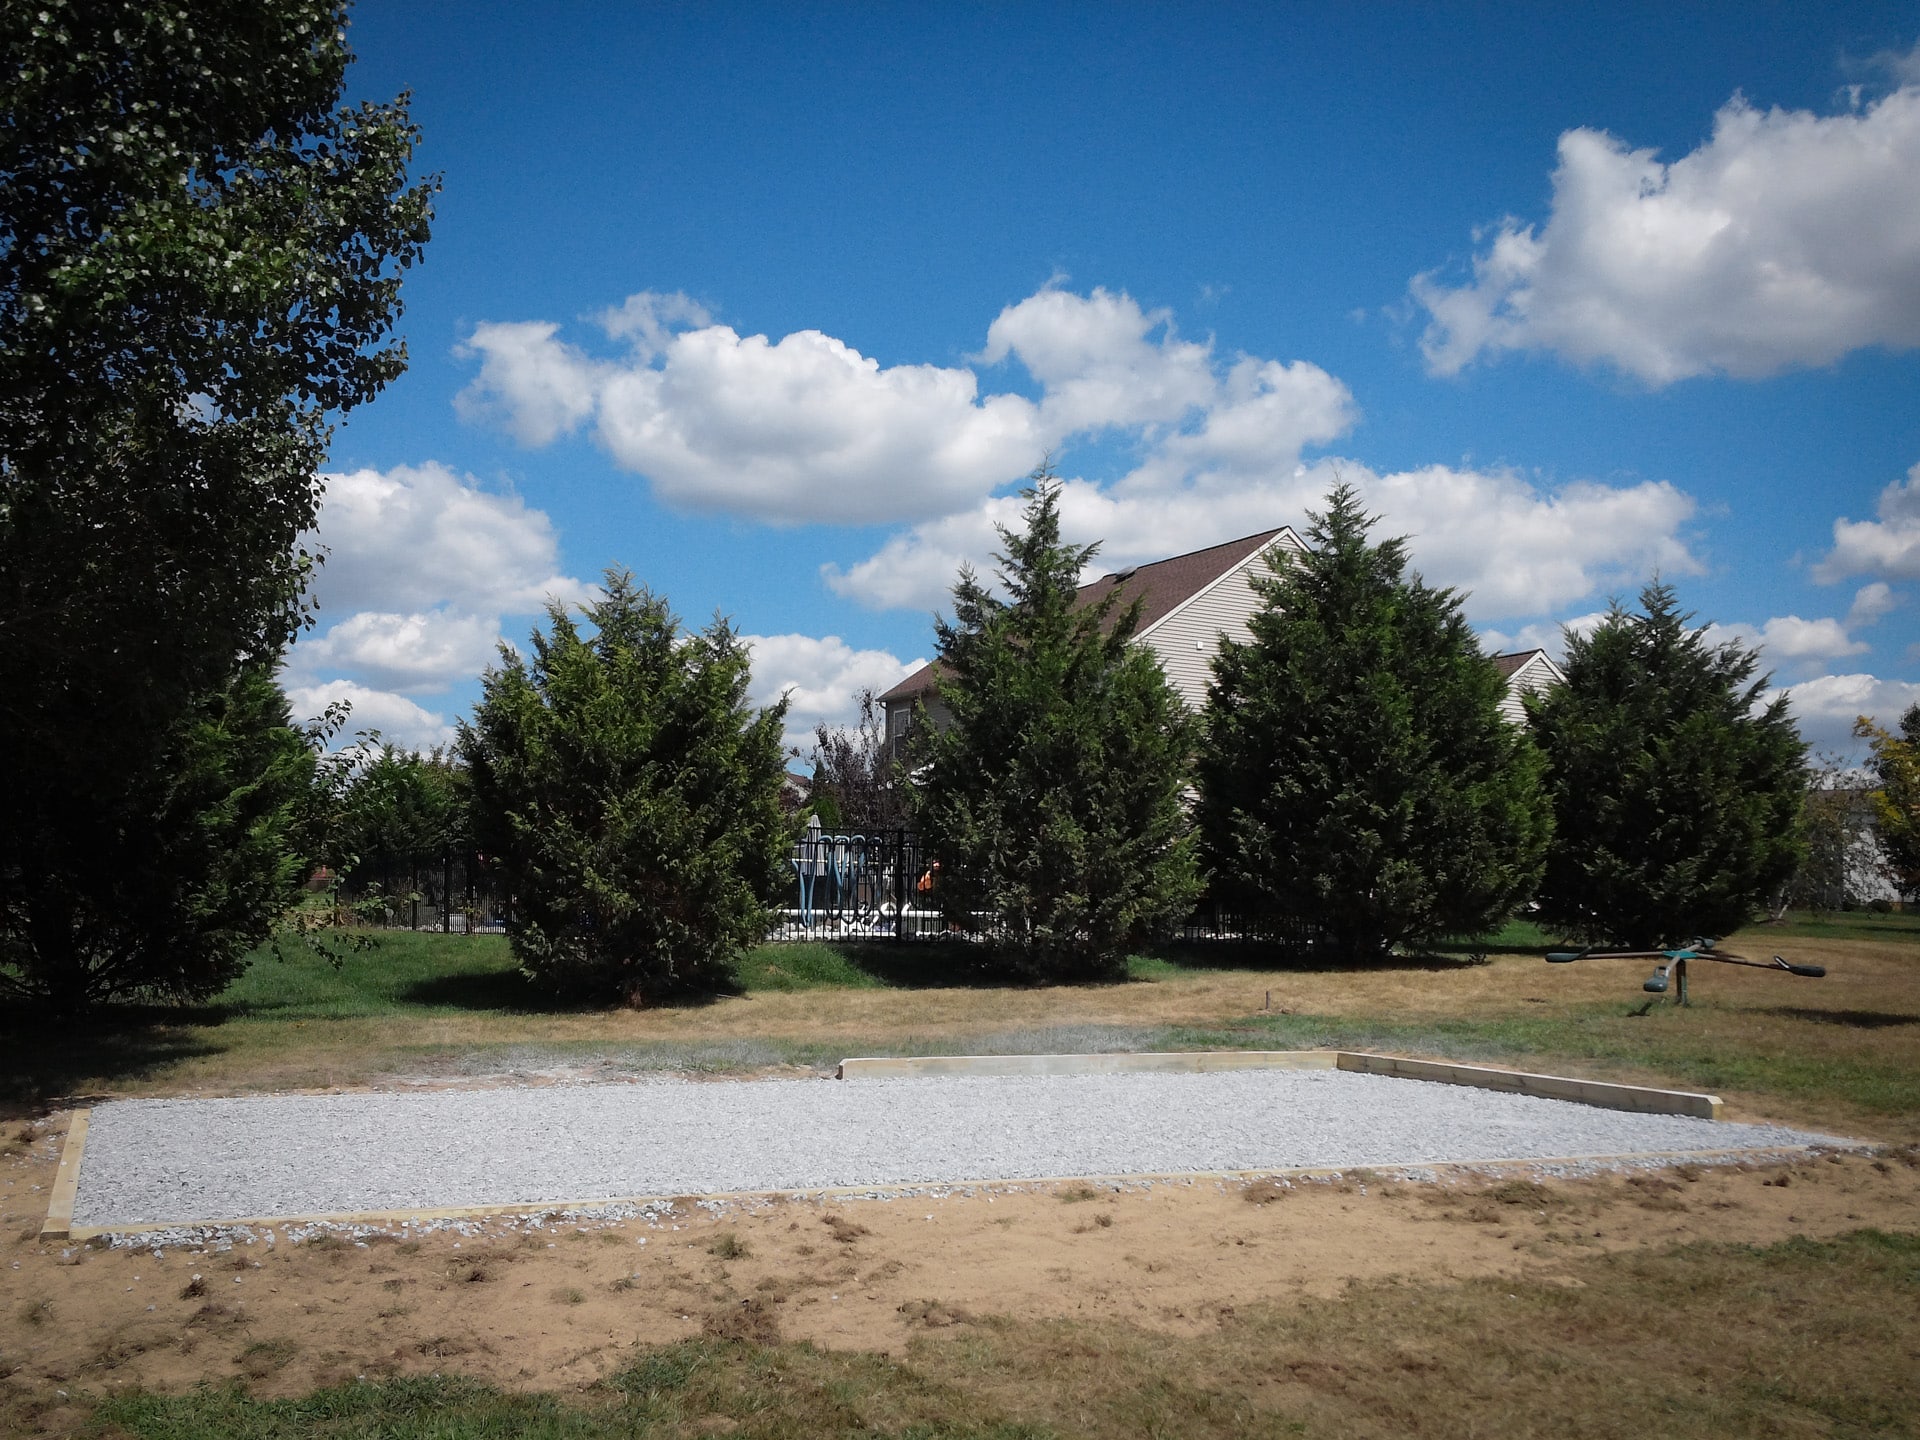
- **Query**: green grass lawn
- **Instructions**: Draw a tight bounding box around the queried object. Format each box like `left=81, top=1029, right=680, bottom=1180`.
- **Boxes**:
left=1738, top=908, right=1920, bottom=942
left=1164, top=1004, right=1920, bottom=1120
left=219, top=931, right=529, bottom=1017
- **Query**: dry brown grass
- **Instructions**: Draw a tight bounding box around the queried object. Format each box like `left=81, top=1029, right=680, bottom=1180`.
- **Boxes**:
left=4, top=929, right=1913, bottom=1142
left=700, top=1296, right=782, bottom=1345
left=892, top=1228, right=1920, bottom=1439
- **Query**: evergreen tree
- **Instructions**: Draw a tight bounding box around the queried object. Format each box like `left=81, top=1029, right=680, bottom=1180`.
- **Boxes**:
left=460, top=572, right=789, bottom=1003
left=912, top=471, right=1200, bottom=982
left=1196, top=485, right=1550, bottom=963
left=0, top=668, right=315, bottom=1011
left=1530, top=582, right=1806, bottom=946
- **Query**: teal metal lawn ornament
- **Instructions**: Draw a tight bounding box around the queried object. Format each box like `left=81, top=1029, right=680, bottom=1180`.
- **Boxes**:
left=792, top=814, right=828, bottom=929
left=1546, top=939, right=1825, bottom=1006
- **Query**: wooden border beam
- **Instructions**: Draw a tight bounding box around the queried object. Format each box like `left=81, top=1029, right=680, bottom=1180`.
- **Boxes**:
left=40, top=1108, right=91, bottom=1240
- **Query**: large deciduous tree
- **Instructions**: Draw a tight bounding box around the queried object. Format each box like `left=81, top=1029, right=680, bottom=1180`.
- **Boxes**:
left=460, top=573, right=791, bottom=1004
left=1196, top=485, right=1551, bottom=963
left=1854, top=705, right=1920, bottom=902
left=327, top=744, right=471, bottom=876
left=912, top=472, right=1201, bottom=982
left=0, top=1, right=433, bottom=1006
left=1530, top=583, right=1806, bottom=946
left=808, top=688, right=911, bottom=832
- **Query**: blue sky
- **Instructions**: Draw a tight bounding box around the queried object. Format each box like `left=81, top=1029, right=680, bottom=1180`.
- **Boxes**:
left=287, top=1, right=1920, bottom=758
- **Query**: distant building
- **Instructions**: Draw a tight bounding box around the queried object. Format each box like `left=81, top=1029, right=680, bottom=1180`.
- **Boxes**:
left=879, top=527, right=1562, bottom=751
left=778, top=770, right=812, bottom=814
left=1490, top=648, right=1567, bottom=724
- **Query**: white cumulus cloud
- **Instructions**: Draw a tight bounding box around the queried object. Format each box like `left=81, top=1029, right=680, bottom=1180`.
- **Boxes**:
left=1706, top=615, right=1870, bottom=678
left=289, top=463, right=589, bottom=706
left=826, top=458, right=1699, bottom=623
left=594, top=324, right=1043, bottom=522
left=453, top=284, right=1354, bottom=527
left=1414, top=83, right=1920, bottom=382
left=284, top=609, right=502, bottom=695
left=978, top=284, right=1218, bottom=433
left=1784, top=671, right=1920, bottom=752
left=453, top=321, right=604, bottom=445
left=1848, top=581, right=1899, bottom=627
left=1816, top=462, right=1920, bottom=583
left=285, top=680, right=458, bottom=754
left=304, top=462, right=589, bottom=620
left=741, top=633, right=925, bottom=750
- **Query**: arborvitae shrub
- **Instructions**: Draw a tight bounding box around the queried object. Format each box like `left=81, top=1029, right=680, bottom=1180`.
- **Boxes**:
left=912, top=472, right=1200, bottom=982
left=462, top=572, right=789, bottom=1002
left=1196, top=485, right=1551, bottom=962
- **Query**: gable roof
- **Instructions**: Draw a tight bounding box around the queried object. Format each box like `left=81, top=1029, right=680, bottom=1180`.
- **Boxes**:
left=1491, top=648, right=1544, bottom=679
left=1490, top=648, right=1566, bottom=685
left=878, top=528, right=1287, bottom=704
left=1072, top=528, right=1285, bottom=635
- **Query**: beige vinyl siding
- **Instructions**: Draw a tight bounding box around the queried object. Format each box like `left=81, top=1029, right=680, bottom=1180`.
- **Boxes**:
left=1497, top=654, right=1558, bottom=725
left=1142, top=535, right=1302, bottom=711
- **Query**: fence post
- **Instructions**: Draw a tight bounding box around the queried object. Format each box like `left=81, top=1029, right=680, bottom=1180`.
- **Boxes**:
left=893, top=829, right=905, bottom=941
left=442, top=848, right=452, bottom=933
left=410, top=856, right=419, bottom=932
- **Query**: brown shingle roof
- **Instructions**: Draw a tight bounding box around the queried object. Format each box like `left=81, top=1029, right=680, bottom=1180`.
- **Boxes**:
left=1072, top=528, right=1284, bottom=633
left=878, top=528, right=1286, bottom=703
left=1491, top=648, right=1548, bottom=679
left=879, top=659, right=942, bottom=703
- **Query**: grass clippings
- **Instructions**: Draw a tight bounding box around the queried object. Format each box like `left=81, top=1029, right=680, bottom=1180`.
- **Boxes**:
left=822, top=1214, right=870, bottom=1245
left=700, top=1297, right=781, bottom=1346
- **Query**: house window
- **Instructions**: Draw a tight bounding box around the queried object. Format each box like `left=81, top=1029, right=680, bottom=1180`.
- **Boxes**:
left=888, top=706, right=913, bottom=738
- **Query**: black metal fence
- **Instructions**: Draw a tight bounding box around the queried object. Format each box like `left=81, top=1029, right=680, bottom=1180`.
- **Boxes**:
left=325, top=836, right=1291, bottom=948
left=769, top=827, right=947, bottom=942
left=324, top=831, right=948, bottom=941
left=326, top=849, right=510, bottom=934
left=1173, top=895, right=1320, bottom=947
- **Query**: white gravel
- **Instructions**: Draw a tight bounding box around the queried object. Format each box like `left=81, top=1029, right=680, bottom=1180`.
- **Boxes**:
left=71, top=1069, right=1848, bottom=1228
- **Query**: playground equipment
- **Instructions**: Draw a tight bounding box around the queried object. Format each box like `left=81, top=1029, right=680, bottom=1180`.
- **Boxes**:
left=1546, top=939, right=1824, bottom=1006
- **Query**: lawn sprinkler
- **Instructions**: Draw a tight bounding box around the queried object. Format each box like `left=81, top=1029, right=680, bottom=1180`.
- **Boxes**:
left=1545, top=939, right=1824, bottom=1007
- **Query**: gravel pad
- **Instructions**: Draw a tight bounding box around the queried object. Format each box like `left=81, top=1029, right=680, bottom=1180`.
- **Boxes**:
left=72, top=1070, right=1844, bottom=1226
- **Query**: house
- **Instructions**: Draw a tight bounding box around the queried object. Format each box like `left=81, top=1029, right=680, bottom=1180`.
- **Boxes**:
left=1491, top=648, right=1568, bottom=724
left=879, top=527, right=1566, bottom=749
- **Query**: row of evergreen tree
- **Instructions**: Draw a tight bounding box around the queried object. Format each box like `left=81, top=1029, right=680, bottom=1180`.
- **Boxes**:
left=906, top=476, right=1806, bottom=984
left=447, top=471, right=1813, bottom=1002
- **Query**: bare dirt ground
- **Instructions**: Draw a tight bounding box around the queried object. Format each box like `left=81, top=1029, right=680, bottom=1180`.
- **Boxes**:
left=3, top=1108, right=1917, bottom=1428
